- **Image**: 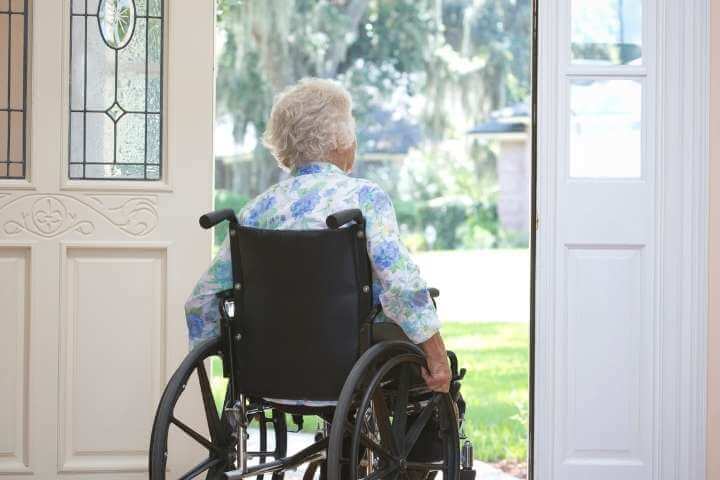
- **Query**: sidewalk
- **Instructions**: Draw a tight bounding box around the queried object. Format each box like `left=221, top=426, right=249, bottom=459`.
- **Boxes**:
left=248, top=431, right=518, bottom=479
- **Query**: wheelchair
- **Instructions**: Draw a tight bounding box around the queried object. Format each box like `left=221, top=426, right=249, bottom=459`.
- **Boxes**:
left=149, top=208, right=477, bottom=479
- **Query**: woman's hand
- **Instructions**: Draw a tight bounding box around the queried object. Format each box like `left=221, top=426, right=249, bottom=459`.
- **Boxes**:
left=419, top=332, right=452, bottom=393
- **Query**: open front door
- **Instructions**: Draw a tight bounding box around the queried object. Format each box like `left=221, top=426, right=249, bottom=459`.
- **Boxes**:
left=0, top=1, right=214, bottom=477
left=535, top=1, right=709, bottom=479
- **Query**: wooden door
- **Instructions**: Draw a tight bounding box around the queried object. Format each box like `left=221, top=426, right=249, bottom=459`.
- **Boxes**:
left=0, top=1, right=215, bottom=477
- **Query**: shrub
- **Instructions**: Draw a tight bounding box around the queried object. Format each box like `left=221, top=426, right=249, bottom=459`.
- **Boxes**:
left=213, top=190, right=250, bottom=246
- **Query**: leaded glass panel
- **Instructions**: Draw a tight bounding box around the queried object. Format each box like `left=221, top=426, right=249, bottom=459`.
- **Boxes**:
left=0, top=0, right=28, bottom=179
left=69, top=0, right=164, bottom=180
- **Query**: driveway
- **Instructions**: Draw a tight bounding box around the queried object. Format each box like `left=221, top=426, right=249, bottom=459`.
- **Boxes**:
left=414, top=249, right=530, bottom=324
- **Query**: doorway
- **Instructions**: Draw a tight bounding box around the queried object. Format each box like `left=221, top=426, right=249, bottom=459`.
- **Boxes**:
left=212, top=1, right=536, bottom=478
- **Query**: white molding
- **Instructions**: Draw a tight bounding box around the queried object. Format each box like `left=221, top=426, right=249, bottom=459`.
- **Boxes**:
left=534, top=0, right=709, bottom=479
left=533, top=0, right=560, bottom=477
left=654, top=0, right=709, bottom=479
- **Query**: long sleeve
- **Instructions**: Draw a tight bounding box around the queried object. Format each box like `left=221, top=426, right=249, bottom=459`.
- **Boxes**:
left=184, top=235, right=233, bottom=350
left=358, top=184, right=441, bottom=344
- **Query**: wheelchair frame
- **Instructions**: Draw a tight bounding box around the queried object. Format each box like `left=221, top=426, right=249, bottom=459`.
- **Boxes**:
left=149, top=208, right=476, bottom=480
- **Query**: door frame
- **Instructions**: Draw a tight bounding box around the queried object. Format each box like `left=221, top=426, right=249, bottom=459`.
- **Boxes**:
left=533, top=1, right=709, bottom=479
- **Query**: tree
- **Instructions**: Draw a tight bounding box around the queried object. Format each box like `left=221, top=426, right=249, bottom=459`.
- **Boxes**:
left=216, top=0, right=530, bottom=178
left=215, top=0, right=531, bottom=248
left=216, top=0, right=380, bottom=195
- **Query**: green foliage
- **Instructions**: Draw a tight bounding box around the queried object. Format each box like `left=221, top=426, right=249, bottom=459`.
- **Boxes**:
left=216, top=0, right=532, bottom=145
left=462, top=0, right=532, bottom=110
left=213, top=189, right=250, bottom=246
left=374, top=141, right=512, bottom=251
left=215, top=0, right=532, bottom=251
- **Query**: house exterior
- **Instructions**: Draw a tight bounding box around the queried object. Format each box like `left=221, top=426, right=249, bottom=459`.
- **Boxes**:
left=468, top=102, right=531, bottom=237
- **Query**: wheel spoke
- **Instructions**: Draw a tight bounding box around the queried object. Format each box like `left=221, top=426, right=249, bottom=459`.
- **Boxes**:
left=171, top=416, right=223, bottom=456
left=392, top=365, right=410, bottom=454
left=371, top=389, right=399, bottom=455
left=363, top=463, right=399, bottom=480
left=196, top=360, right=223, bottom=443
left=406, top=460, right=444, bottom=471
left=359, top=431, right=396, bottom=461
left=258, top=411, right=268, bottom=477
left=178, top=456, right=223, bottom=480
left=218, top=385, right=233, bottom=428
left=403, top=395, right=440, bottom=457
left=303, top=459, right=322, bottom=480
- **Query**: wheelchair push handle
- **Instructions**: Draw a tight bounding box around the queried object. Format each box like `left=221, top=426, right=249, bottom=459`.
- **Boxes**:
left=199, top=209, right=238, bottom=229
left=326, top=208, right=365, bottom=229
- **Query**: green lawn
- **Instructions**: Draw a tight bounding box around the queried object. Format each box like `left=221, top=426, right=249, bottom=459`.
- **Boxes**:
left=211, top=321, right=529, bottom=462
left=442, top=322, right=529, bottom=462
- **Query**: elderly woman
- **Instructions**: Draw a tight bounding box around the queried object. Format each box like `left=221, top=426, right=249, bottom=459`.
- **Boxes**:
left=185, top=78, right=451, bottom=393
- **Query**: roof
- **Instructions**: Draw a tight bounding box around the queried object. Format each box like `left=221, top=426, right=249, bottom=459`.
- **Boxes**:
left=467, top=100, right=530, bottom=137
left=467, top=120, right=526, bottom=135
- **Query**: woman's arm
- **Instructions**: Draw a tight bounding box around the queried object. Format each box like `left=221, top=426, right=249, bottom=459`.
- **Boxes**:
left=359, top=184, right=450, bottom=392
left=184, top=236, right=233, bottom=349
left=359, top=184, right=442, bottom=344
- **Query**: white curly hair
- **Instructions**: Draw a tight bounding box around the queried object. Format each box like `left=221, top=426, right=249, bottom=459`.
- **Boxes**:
left=262, top=78, right=357, bottom=171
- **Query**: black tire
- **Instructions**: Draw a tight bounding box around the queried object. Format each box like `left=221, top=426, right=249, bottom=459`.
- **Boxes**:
left=327, top=341, right=460, bottom=480
left=149, top=337, right=288, bottom=479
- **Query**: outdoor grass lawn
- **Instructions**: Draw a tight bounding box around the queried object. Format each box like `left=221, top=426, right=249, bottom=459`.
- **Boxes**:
left=211, top=321, right=529, bottom=462
left=442, top=322, right=529, bottom=462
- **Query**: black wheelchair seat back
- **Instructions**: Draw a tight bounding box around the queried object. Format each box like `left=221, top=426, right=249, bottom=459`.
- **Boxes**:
left=226, top=213, right=374, bottom=401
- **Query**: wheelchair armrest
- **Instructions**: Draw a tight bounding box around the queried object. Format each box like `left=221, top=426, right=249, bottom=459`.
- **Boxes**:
left=371, top=322, right=410, bottom=344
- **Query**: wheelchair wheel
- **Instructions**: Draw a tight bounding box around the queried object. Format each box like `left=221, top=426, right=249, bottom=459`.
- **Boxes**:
left=327, top=342, right=460, bottom=480
left=149, top=337, right=288, bottom=479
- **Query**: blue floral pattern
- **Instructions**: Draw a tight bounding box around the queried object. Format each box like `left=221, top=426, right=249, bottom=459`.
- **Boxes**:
left=372, top=241, right=401, bottom=270
left=184, top=161, right=440, bottom=349
left=246, top=196, right=276, bottom=226
left=290, top=191, right=321, bottom=218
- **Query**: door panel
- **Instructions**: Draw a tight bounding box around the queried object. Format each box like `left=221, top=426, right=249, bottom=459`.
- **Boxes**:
left=537, top=0, right=656, bottom=479
left=0, top=1, right=214, bottom=478
left=562, top=245, right=650, bottom=468
left=0, top=246, right=30, bottom=474
left=58, top=245, right=167, bottom=473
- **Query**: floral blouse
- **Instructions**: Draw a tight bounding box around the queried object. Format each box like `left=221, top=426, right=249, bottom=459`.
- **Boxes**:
left=184, top=161, right=441, bottom=350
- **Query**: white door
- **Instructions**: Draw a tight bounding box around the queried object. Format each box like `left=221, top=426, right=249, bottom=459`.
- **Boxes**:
left=0, top=1, right=215, bottom=478
left=535, top=1, right=709, bottom=479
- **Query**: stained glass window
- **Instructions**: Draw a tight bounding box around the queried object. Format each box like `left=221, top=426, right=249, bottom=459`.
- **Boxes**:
left=0, top=0, right=29, bottom=179
left=69, top=0, right=164, bottom=180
